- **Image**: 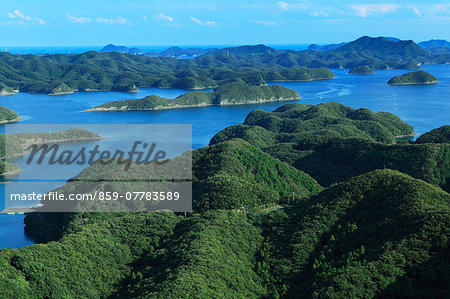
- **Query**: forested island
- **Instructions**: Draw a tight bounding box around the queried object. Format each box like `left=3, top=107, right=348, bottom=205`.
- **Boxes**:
left=348, top=65, right=373, bottom=74
left=0, top=102, right=445, bottom=298
left=88, top=84, right=300, bottom=111
left=388, top=70, right=439, bottom=85
left=0, top=128, right=101, bottom=175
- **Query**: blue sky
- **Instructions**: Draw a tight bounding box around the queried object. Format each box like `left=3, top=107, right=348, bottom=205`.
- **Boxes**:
left=0, top=0, right=449, bottom=46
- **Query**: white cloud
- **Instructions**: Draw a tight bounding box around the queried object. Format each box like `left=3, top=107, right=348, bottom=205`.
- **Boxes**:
left=96, top=17, right=128, bottom=24
left=8, top=10, right=45, bottom=24
left=253, top=20, right=277, bottom=26
left=277, top=1, right=290, bottom=10
left=154, top=13, right=173, bottom=22
left=67, top=15, right=91, bottom=24
left=310, top=11, right=330, bottom=17
left=408, top=4, right=450, bottom=18
left=350, top=4, right=401, bottom=17
left=190, top=16, right=216, bottom=26
left=276, top=1, right=307, bottom=11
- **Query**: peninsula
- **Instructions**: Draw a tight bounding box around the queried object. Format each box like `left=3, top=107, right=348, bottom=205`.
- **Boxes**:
left=0, top=128, right=101, bottom=175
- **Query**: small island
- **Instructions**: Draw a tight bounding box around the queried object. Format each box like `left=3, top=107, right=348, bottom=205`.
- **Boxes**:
left=87, top=85, right=300, bottom=111
left=348, top=65, right=374, bottom=74
left=387, top=70, right=438, bottom=85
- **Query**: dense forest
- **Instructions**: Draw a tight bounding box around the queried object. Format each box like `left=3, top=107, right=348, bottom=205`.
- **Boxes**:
left=0, top=49, right=334, bottom=94
left=0, top=102, right=445, bottom=298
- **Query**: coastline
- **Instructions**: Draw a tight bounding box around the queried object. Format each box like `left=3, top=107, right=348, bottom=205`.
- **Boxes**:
left=388, top=81, right=439, bottom=86
left=0, top=117, right=22, bottom=124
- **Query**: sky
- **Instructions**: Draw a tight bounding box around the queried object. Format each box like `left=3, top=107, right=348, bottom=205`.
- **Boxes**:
left=0, top=0, right=449, bottom=47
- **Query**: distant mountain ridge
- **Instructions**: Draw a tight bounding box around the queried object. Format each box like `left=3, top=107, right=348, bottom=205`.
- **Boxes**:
left=418, top=39, right=450, bottom=49
left=100, top=44, right=213, bottom=58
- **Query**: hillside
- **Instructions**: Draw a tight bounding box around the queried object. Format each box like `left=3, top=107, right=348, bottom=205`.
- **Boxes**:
left=88, top=84, right=300, bottom=111
left=0, top=106, right=19, bottom=123
left=1, top=36, right=448, bottom=95
left=416, top=125, right=450, bottom=144
left=0, top=50, right=335, bottom=94
left=0, top=128, right=101, bottom=175
left=210, top=103, right=450, bottom=191
left=388, top=70, right=438, bottom=85
left=4, top=170, right=449, bottom=298
left=419, top=39, right=450, bottom=49
left=257, top=169, right=450, bottom=297
left=348, top=65, right=373, bottom=74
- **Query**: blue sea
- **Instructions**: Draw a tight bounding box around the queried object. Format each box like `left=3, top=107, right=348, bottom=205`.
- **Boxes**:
left=0, top=64, right=449, bottom=249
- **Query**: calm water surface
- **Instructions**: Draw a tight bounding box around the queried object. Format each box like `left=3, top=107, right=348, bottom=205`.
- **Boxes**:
left=0, top=64, right=449, bottom=248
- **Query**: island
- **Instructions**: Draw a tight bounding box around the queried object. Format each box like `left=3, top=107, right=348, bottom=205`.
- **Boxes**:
left=87, top=85, right=300, bottom=111
left=0, top=128, right=101, bottom=175
left=348, top=65, right=374, bottom=74
left=387, top=70, right=438, bottom=85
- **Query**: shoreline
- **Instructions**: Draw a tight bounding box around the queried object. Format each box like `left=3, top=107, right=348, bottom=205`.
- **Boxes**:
left=388, top=81, right=438, bottom=86
left=0, top=117, right=22, bottom=124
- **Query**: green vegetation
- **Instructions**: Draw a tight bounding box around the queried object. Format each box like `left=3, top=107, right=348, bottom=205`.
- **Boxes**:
left=2, top=101, right=450, bottom=298
left=256, top=169, right=450, bottom=298
left=192, top=139, right=321, bottom=211
left=210, top=102, right=450, bottom=191
left=211, top=102, right=414, bottom=145
left=416, top=125, right=450, bottom=144
left=348, top=65, right=373, bottom=74
left=89, top=85, right=300, bottom=111
left=0, top=50, right=334, bottom=94
left=0, top=128, right=101, bottom=175
left=0, top=83, right=15, bottom=95
left=388, top=70, right=438, bottom=85
left=0, top=106, right=19, bottom=123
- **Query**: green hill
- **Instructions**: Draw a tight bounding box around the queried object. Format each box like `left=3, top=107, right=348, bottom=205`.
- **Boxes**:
left=4, top=170, right=449, bottom=298
left=388, top=70, right=438, bottom=85
left=0, top=106, right=19, bottom=123
left=348, top=65, right=373, bottom=74
left=416, top=125, right=450, bottom=144
left=258, top=169, right=450, bottom=298
left=211, top=102, right=414, bottom=145
left=88, top=85, right=300, bottom=111
left=192, top=139, right=321, bottom=211
left=0, top=51, right=334, bottom=94
left=209, top=103, right=450, bottom=191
